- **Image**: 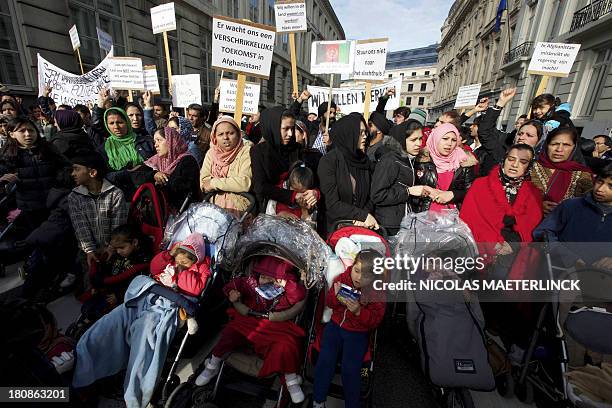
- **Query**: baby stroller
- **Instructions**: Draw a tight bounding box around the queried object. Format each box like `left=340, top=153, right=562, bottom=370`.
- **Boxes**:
left=395, top=210, right=494, bottom=408
left=166, top=214, right=330, bottom=408
left=0, top=181, right=20, bottom=277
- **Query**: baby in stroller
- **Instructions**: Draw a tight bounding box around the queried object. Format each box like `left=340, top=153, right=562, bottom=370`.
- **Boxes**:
left=72, top=232, right=211, bottom=408
left=195, top=255, right=308, bottom=403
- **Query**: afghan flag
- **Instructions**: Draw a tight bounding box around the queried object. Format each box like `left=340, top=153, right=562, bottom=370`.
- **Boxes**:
left=316, top=42, right=351, bottom=64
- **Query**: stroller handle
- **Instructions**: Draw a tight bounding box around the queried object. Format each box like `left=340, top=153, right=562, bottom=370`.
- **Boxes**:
left=202, top=191, right=257, bottom=218
left=331, top=219, right=388, bottom=239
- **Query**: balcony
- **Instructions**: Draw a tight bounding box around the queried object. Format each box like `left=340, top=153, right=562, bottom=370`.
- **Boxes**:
left=570, top=0, right=612, bottom=32
left=503, top=41, right=533, bottom=65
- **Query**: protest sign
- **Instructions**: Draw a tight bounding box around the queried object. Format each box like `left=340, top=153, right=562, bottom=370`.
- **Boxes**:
left=212, top=16, right=276, bottom=79
left=69, top=25, right=80, bottom=50
left=310, top=40, right=355, bottom=75
left=527, top=42, right=581, bottom=77
left=172, top=74, right=201, bottom=107
left=96, top=27, right=113, bottom=53
left=353, top=39, right=388, bottom=81
left=454, top=83, right=482, bottom=108
left=108, top=57, right=144, bottom=90
left=274, top=0, right=307, bottom=33
left=150, top=2, right=176, bottom=34
left=143, top=65, right=160, bottom=94
left=306, top=78, right=401, bottom=114
left=37, top=49, right=113, bottom=107
left=219, top=79, right=261, bottom=115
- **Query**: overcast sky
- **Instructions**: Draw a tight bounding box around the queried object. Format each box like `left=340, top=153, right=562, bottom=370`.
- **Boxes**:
left=329, top=0, right=455, bottom=51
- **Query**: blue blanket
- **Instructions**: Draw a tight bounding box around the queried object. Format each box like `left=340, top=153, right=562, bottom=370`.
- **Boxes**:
left=72, top=276, right=181, bottom=408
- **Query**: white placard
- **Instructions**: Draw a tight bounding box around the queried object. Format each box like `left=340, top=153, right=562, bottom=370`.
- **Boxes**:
left=96, top=27, right=113, bottom=52
left=353, top=39, right=388, bottom=81
left=108, top=57, right=144, bottom=90
left=212, top=16, right=276, bottom=78
left=172, top=74, right=201, bottom=107
left=69, top=25, right=80, bottom=50
left=219, top=79, right=261, bottom=115
left=310, top=40, right=355, bottom=75
left=150, top=2, right=176, bottom=34
left=37, top=48, right=113, bottom=107
left=454, top=83, right=482, bottom=108
left=306, top=78, right=401, bottom=114
left=527, top=42, right=581, bottom=78
left=143, top=65, right=160, bottom=94
left=274, top=1, right=307, bottom=33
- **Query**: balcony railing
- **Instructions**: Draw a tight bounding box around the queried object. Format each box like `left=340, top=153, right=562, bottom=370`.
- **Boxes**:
left=570, top=0, right=612, bottom=32
left=503, top=41, right=533, bottom=65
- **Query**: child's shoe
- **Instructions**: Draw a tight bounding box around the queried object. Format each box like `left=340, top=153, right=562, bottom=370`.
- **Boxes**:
left=285, top=373, right=304, bottom=403
left=195, top=357, right=221, bottom=386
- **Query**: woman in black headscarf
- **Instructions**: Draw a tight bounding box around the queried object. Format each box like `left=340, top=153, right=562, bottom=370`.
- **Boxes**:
left=50, top=109, right=95, bottom=159
left=250, top=106, right=318, bottom=213
left=318, top=113, right=378, bottom=233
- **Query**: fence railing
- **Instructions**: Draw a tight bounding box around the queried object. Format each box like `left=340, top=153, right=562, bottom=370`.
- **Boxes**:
left=570, top=0, right=612, bottom=32
left=503, top=41, right=533, bottom=65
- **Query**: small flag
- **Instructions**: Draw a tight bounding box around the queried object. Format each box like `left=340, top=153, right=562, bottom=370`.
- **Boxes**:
left=316, top=42, right=350, bottom=64
left=494, top=0, right=507, bottom=33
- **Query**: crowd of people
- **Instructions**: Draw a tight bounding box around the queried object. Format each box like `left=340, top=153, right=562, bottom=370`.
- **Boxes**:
left=1, top=79, right=612, bottom=407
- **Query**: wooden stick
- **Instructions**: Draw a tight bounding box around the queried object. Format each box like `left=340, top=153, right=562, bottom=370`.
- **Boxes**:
left=163, top=31, right=173, bottom=95
left=127, top=91, right=133, bottom=103
left=75, top=47, right=85, bottom=75
left=289, top=33, right=299, bottom=98
left=325, top=74, right=334, bottom=134
left=234, top=74, right=246, bottom=124
left=363, top=82, right=372, bottom=121
left=219, top=69, right=225, bottom=87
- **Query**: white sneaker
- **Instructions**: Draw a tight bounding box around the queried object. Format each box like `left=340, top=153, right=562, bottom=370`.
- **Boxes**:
left=285, top=374, right=304, bottom=404
left=59, top=273, right=76, bottom=288
left=195, top=358, right=221, bottom=386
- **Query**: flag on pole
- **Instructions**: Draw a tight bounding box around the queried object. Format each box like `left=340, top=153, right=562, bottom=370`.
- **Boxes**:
left=494, top=0, right=507, bottom=32
left=315, top=42, right=351, bottom=64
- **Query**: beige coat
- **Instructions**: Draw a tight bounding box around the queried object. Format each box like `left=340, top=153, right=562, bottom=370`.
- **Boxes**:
left=200, top=143, right=252, bottom=211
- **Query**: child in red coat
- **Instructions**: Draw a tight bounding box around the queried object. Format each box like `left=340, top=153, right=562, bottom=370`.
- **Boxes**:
left=313, top=250, right=386, bottom=408
left=195, top=256, right=307, bottom=403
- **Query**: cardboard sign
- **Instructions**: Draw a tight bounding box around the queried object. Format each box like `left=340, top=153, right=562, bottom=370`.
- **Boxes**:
left=274, top=0, right=307, bottom=33
left=37, top=49, right=113, bottom=107
left=143, top=65, right=160, bottom=94
left=172, top=74, right=201, bottom=107
left=219, top=78, right=261, bottom=115
left=310, top=40, right=355, bottom=75
left=151, top=2, right=176, bottom=34
left=96, top=27, right=113, bottom=52
left=108, top=57, right=144, bottom=90
left=306, top=78, right=401, bottom=114
left=353, top=38, right=388, bottom=81
left=454, top=83, right=482, bottom=108
left=212, top=16, right=276, bottom=79
left=69, top=25, right=80, bottom=50
left=527, top=42, right=581, bottom=77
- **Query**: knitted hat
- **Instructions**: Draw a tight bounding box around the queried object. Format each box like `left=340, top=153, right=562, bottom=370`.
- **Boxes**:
left=71, top=151, right=108, bottom=178
left=369, top=111, right=391, bottom=135
left=407, top=108, right=427, bottom=125
left=177, top=233, right=206, bottom=263
left=252, top=256, right=293, bottom=280
left=54, top=109, right=82, bottom=131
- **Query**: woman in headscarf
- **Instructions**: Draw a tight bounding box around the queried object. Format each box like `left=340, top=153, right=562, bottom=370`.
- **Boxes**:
left=50, top=109, right=94, bottom=159
left=177, top=115, right=204, bottom=166
left=318, top=112, right=378, bottom=233
left=124, top=102, right=150, bottom=137
left=251, top=106, right=317, bottom=213
left=200, top=116, right=252, bottom=212
left=416, top=122, right=475, bottom=212
left=530, top=126, right=592, bottom=215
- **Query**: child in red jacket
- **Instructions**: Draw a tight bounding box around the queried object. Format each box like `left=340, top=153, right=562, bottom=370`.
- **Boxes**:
left=195, top=256, right=307, bottom=403
left=313, top=250, right=386, bottom=408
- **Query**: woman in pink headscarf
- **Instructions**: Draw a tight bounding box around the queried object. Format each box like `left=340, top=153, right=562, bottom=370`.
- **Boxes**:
left=415, top=123, right=476, bottom=212
left=200, top=116, right=252, bottom=212
left=139, top=126, right=201, bottom=210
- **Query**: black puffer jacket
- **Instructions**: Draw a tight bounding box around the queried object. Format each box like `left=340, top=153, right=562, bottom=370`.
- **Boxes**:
left=415, top=159, right=475, bottom=212
left=50, top=128, right=95, bottom=159
left=25, top=187, right=74, bottom=250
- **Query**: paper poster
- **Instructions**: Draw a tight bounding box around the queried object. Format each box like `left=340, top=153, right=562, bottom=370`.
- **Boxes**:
left=143, top=65, right=160, bottom=94
left=151, top=2, right=176, bottom=34
left=527, top=42, right=581, bottom=77
left=219, top=79, right=261, bottom=115
left=310, top=40, right=355, bottom=75
left=69, top=25, right=80, bottom=50
left=108, top=57, right=144, bottom=90
left=454, top=84, right=482, bottom=108
left=96, top=27, right=113, bottom=52
left=353, top=38, right=388, bottom=81
left=274, top=0, right=307, bottom=33
left=306, top=77, right=401, bottom=114
left=212, top=16, right=276, bottom=79
left=172, top=74, right=201, bottom=107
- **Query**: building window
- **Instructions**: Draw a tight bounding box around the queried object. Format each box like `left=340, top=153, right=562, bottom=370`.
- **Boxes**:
left=418, top=97, right=425, bottom=106
left=200, top=26, right=214, bottom=103
left=406, top=97, right=412, bottom=105
left=249, top=0, right=259, bottom=22
left=425, top=70, right=430, bottom=75
left=420, top=83, right=427, bottom=92
left=227, top=0, right=239, bottom=17
left=267, top=62, right=276, bottom=102
left=267, top=0, right=274, bottom=24
left=582, top=49, right=612, bottom=117
left=0, top=2, right=26, bottom=86
left=408, top=84, right=414, bottom=91
left=281, top=33, right=288, bottom=52
left=411, top=72, right=416, bottom=76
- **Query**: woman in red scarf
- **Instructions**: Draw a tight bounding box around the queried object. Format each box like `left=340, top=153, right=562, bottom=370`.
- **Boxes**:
left=531, top=127, right=592, bottom=215
left=138, top=126, right=200, bottom=210
left=200, top=116, right=252, bottom=212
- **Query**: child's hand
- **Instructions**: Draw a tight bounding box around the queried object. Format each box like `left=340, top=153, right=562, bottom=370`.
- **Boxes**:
left=344, top=298, right=361, bottom=316
left=228, top=289, right=241, bottom=303
left=333, top=281, right=342, bottom=296
left=158, top=265, right=176, bottom=287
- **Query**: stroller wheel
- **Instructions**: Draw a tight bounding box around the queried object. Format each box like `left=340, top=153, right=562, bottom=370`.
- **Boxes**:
left=495, top=371, right=515, bottom=398
left=445, top=388, right=474, bottom=408
left=515, top=380, right=534, bottom=404
left=165, top=382, right=193, bottom=408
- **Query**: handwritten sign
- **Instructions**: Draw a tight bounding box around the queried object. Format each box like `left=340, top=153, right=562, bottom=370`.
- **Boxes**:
left=150, top=2, right=176, bottom=34
left=274, top=0, right=307, bottom=33
left=353, top=38, right=388, bottom=81
left=454, top=83, right=482, bottom=108
left=310, top=40, right=355, bottom=75
left=219, top=79, right=261, bottom=115
left=108, top=57, right=144, bottom=90
left=172, top=74, right=201, bottom=107
left=306, top=78, right=401, bottom=114
left=96, top=27, right=113, bottom=52
left=143, top=65, right=160, bottom=94
left=69, top=25, right=80, bottom=50
left=527, top=42, right=581, bottom=77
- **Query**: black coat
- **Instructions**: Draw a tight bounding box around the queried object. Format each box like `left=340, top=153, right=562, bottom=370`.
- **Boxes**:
left=25, top=187, right=74, bottom=250
left=415, top=161, right=475, bottom=212
left=474, top=107, right=508, bottom=177
left=50, top=128, right=95, bottom=159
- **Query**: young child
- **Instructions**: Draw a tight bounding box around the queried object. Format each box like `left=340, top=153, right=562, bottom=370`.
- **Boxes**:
left=195, top=256, right=307, bottom=404
left=269, top=162, right=320, bottom=225
left=313, top=250, right=386, bottom=408
left=65, top=152, right=128, bottom=289
left=530, top=94, right=574, bottom=139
